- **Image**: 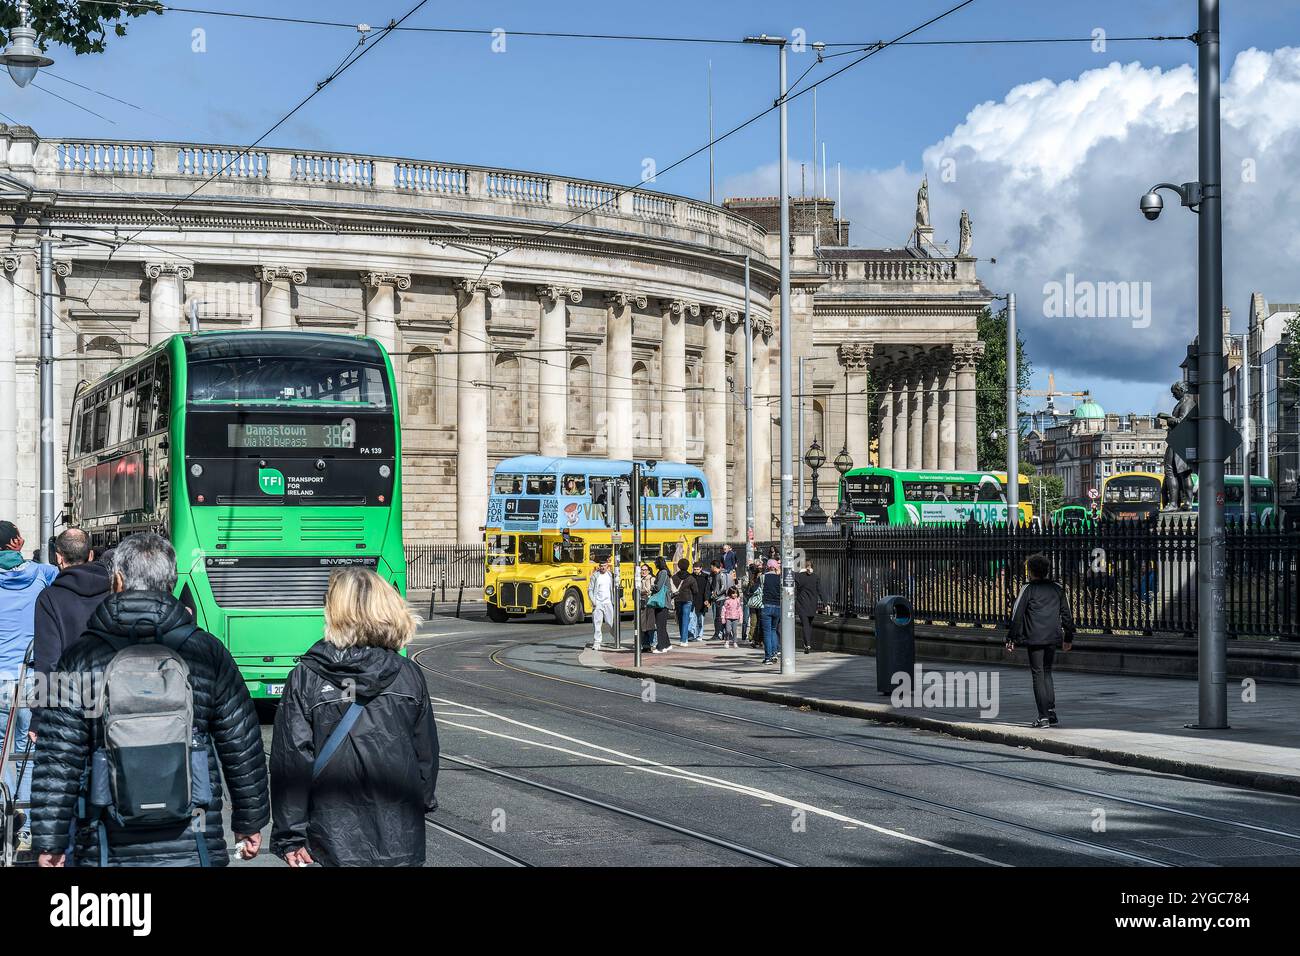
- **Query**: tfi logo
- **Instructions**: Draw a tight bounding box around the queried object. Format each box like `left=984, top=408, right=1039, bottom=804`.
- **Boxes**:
left=258, top=467, right=285, bottom=495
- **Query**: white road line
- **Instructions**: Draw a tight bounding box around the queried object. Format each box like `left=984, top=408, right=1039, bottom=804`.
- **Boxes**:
left=432, top=697, right=1008, bottom=866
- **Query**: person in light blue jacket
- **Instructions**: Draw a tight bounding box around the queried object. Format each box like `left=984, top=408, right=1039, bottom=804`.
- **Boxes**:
left=0, top=520, right=58, bottom=851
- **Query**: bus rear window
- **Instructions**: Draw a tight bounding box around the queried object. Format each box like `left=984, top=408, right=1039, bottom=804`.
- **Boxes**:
left=495, top=474, right=524, bottom=494
left=188, top=357, right=390, bottom=408
left=845, top=475, right=894, bottom=506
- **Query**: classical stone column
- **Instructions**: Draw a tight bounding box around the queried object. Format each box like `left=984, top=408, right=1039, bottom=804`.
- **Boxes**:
left=876, top=362, right=894, bottom=470
left=922, top=357, right=940, bottom=470
left=938, top=360, right=957, bottom=471
left=704, top=308, right=733, bottom=540
left=360, top=272, right=409, bottom=355
left=256, top=265, right=306, bottom=331
left=752, top=318, right=774, bottom=538
left=537, top=285, right=580, bottom=459
left=892, top=367, right=909, bottom=470
left=455, top=278, right=502, bottom=544
left=907, top=367, right=924, bottom=470
left=604, top=292, right=643, bottom=460
left=143, top=262, right=193, bottom=343
left=0, top=255, right=18, bottom=522
left=660, top=299, right=696, bottom=463
left=728, top=314, right=748, bottom=538
left=838, top=342, right=873, bottom=471
left=953, top=341, right=983, bottom=470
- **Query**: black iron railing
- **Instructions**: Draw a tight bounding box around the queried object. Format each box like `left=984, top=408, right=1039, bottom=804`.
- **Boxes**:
left=404, top=544, right=486, bottom=590
left=702, top=519, right=1300, bottom=640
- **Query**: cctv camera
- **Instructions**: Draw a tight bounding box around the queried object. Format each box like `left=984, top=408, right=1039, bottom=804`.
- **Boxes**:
left=1139, top=191, right=1164, bottom=221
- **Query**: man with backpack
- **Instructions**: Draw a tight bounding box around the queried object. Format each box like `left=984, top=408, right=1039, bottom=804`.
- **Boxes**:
left=31, top=532, right=269, bottom=867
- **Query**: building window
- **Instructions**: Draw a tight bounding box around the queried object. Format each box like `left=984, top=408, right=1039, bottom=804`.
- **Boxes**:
left=569, top=357, right=592, bottom=432
left=406, top=345, right=437, bottom=426
left=491, top=353, right=521, bottom=428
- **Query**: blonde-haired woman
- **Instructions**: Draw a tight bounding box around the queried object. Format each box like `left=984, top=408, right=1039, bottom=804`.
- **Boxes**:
left=270, top=567, right=438, bottom=867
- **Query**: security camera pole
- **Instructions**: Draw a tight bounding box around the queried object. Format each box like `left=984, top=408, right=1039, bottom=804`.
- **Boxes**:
left=1140, top=0, right=1229, bottom=729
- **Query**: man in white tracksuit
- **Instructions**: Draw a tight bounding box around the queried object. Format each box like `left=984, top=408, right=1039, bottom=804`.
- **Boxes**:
left=588, top=558, right=617, bottom=649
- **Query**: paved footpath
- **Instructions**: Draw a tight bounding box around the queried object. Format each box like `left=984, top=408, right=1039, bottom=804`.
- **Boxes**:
left=582, top=637, right=1300, bottom=795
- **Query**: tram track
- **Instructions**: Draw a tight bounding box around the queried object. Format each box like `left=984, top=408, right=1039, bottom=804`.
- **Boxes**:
left=413, top=639, right=1172, bottom=867
left=424, top=814, right=533, bottom=868
left=481, top=635, right=1300, bottom=847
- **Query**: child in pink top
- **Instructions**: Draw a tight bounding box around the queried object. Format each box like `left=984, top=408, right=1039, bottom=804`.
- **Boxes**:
left=722, top=587, right=743, bottom=648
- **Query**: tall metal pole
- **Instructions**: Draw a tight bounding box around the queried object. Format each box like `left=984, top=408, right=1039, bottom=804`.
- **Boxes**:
left=632, top=461, right=642, bottom=668
left=743, top=255, right=755, bottom=564
left=777, top=41, right=797, bottom=674
left=1005, top=293, right=1019, bottom=525
left=1196, top=0, right=1228, bottom=729
left=798, top=358, right=805, bottom=516
left=811, top=88, right=818, bottom=249
left=38, top=218, right=54, bottom=562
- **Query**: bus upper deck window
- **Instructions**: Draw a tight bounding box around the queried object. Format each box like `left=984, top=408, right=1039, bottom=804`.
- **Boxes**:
left=527, top=474, right=556, bottom=495
left=562, top=474, right=586, bottom=495
left=661, top=479, right=683, bottom=497
left=495, top=475, right=523, bottom=494
left=640, top=477, right=659, bottom=497
left=685, top=479, right=703, bottom=498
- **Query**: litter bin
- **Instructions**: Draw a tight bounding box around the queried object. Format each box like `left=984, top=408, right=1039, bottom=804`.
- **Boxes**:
left=874, top=595, right=914, bottom=695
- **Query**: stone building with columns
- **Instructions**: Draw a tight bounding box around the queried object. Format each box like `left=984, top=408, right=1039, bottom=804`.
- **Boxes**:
left=0, top=126, right=989, bottom=546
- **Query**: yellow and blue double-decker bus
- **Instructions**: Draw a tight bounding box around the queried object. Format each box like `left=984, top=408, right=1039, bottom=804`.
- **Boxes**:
left=483, top=456, right=712, bottom=624
left=840, top=467, right=1032, bottom=526
left=66, top=331, right=405, bottom=699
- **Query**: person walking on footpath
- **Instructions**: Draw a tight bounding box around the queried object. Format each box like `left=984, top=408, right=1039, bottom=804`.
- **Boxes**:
left=759, top=559, right=783, bottom=664
left=794, top=560, right=827, bottom=655
left=709, top=559, right=729, bottom=640
left=1005, top=552, right=1076, bottom=728
left=32, top=532, right=268, bottom=867
left=672, top=558, right=697, bottom=646
left=587, top=557, right=617, bottom=650
left=650, top=557, right=673, bottom=654
left=690, top=560, right=711, bottom=641
left=271, top=566, right=438, bottom=867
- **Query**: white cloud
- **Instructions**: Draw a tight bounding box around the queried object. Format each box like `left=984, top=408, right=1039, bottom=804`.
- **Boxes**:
left=723, top=48, right=1300, bottom=417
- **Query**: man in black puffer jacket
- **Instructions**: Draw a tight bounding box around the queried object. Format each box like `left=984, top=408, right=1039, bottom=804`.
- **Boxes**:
left=31, top=532, right=269, bottom=867
left=1005, top=552, right=1076, bottom=729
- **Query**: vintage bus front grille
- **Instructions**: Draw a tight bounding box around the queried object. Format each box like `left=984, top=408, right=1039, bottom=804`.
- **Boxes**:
left=207, top=566, right=333, bottom=609
left=499, top=581, right=533, bottom=609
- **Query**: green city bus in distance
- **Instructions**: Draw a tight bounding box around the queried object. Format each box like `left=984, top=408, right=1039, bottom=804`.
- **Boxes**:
left=840, top=466, right=1033, bottom=526
left=65, top=331, right=405, bottom=700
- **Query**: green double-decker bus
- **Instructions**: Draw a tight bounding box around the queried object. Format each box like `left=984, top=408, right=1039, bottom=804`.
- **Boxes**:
left=66, top=331, right=405, bottom=699
left=840, top=467, right=1033, bottom=526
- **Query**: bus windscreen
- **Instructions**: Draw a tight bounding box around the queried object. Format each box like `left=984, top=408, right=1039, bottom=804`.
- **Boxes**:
left=188, top=357, right=390, bottom=407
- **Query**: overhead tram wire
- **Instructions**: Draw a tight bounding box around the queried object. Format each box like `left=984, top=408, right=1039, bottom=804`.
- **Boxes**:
left=74, top=0, right=436, bottom=308
left=460, top=0, right=983, bottom=288
left=72, top=3, right=1193, bottom=49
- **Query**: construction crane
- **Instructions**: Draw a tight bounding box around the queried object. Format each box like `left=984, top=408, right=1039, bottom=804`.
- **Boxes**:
left=1022, top=372, right=1091, bottom=432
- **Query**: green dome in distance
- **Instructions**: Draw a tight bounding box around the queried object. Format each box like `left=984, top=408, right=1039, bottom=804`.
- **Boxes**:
left=1073, top=398, right=1105, bottom=420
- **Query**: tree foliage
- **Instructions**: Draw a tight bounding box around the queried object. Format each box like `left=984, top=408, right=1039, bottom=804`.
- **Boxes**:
left=975, top=306, right=1032, bottom=471
left=0, top=1, right=161, bottom=57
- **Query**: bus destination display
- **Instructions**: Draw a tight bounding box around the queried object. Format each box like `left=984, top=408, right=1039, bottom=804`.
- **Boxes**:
left=227, top=420, right=355, bottom=449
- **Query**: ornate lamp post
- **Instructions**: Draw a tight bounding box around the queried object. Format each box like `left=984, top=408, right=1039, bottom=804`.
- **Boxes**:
left=831, top=445, right=855, bottom=525
left=0, top=2, right=53, bottom=88
left=802, top=438, right=828, bottom=525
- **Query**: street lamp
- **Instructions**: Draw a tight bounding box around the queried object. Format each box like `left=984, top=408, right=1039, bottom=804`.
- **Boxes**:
left=1139, top=0, right=1228, bottom=731
left=831, top=444, right=855, bottom=525
left=0, top=2, right=53, bottom=89
left=801, top=438, right=827, bottom=525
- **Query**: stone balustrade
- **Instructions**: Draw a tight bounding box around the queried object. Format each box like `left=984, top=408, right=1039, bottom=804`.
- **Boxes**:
left=29, top=136, right=764, bottom=255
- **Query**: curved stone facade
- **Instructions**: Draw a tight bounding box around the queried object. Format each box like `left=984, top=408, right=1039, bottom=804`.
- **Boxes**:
left=0, top=127, right=989, bottom=544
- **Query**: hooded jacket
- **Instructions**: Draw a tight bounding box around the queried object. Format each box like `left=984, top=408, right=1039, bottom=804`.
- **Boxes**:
left=270, top=639, right=438, bottom=867
left=30, top=590, right=270, bottom=866
left=0, top=552, right=58, bottom=678
left=30, top=561, right=113, bottom=734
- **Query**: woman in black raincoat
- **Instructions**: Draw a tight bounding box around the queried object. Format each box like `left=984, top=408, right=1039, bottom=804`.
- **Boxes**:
left=270, top=567, right=438, bottom=867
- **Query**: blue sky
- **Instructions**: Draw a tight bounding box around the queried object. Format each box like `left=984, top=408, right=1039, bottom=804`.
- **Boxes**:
left=7, top=0, right=1300, bottom=416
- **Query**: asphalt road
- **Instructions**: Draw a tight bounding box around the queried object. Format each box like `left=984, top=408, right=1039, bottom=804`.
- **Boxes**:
left=236, top=610, right=1300, bottom=867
